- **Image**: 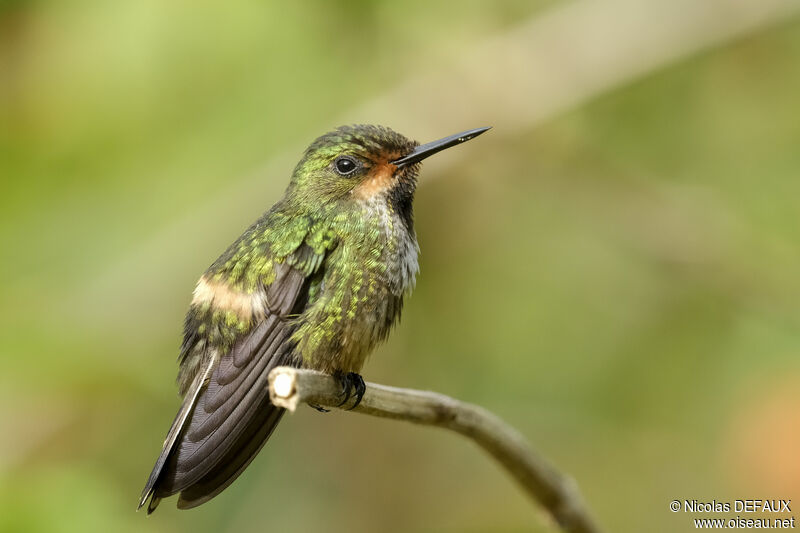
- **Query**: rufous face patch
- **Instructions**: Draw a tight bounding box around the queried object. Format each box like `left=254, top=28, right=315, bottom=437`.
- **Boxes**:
left=352, top=162, right=397, bottom=201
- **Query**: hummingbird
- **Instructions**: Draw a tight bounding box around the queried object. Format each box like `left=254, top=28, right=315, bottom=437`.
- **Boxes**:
left=138, top=124, right=490, bottom=512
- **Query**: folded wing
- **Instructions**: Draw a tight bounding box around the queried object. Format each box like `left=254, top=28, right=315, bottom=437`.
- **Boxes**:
left=139, top=255, right=319, bottom=512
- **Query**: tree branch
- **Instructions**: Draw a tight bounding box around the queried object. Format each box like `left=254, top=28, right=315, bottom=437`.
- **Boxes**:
left=268, top=367, right=603, bottom=533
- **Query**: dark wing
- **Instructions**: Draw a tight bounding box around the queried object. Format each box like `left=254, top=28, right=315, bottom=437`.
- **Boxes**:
left=139, top=256, right=318, bottom=512
left=137, top=354, right=216, bottom=512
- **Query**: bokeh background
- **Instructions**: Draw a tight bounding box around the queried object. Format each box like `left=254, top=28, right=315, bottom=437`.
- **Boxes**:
left=2, top=0, right=800, bottom=531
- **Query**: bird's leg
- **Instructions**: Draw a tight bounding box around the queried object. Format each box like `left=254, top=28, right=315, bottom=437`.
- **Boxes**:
left=334, top=370, right=352, bottom=407
left=348, top=373, right=366, bottom=410
left=335, top=371, right=366, bottom=410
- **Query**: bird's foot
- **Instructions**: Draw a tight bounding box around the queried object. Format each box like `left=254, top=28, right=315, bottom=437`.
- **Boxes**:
left=309, top=404, right=330, bottom=413
left=335, top=371, right=366, bottom=410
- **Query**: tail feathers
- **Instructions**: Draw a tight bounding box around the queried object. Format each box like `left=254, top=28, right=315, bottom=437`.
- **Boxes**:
left=176, top=399, right=285, bottom=509
left=146, top=495, right=162, bottom=514
left=138, top=360, right=215, bottom=513
left=139, top=333, right=296, bottom=512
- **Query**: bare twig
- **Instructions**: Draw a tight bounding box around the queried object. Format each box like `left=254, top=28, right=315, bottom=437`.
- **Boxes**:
left=268, top=367, right=603, bottom=533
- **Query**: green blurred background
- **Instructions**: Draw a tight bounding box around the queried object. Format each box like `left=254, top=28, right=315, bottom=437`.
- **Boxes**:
left=2, top=1, right=800, bottom=531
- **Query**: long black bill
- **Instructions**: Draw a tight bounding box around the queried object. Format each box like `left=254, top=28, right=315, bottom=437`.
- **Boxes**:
left=391, top=126, right=491, bottom=168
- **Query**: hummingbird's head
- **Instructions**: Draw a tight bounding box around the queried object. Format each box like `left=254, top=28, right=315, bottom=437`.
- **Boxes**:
left=286, top=124, right=490, bottom=228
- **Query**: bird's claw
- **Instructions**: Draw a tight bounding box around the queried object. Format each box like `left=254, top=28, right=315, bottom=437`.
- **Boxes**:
left=309, top=404, right=330, bottom=413
left=335, top=372, right=366, bottom=410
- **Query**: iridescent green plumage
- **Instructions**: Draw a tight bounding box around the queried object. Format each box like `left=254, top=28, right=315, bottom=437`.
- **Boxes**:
left=139, top=124, right=489, bottom=513
left=177, top=126, right=419, bottom=392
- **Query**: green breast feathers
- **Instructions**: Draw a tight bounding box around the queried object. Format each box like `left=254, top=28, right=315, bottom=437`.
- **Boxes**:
left=177, top=201, right=417, bottom=392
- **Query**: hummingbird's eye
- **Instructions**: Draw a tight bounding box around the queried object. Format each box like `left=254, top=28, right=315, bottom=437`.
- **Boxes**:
left=333, top=156, right=359, bottom=176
